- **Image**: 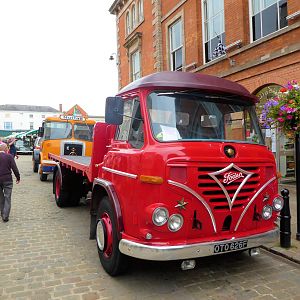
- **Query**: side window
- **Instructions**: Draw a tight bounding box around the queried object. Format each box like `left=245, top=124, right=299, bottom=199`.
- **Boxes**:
left=115, top=100, right=134, bottom=141
left=128, top=100, right=144, bottom=149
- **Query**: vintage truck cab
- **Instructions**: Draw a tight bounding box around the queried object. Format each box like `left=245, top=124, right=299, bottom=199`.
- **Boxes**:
left=38, top=105, right=95, bottom=181
left=89, top=71, right=282, bottom=275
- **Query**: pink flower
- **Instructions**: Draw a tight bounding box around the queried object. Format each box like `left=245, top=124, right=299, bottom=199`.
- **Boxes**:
left=277, top=117, right=284, bottom=122
left=286, top=115, right=293, bottom=120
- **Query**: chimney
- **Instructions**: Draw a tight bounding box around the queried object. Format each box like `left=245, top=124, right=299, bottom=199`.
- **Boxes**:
left=59, top=104, right=62, bottom=112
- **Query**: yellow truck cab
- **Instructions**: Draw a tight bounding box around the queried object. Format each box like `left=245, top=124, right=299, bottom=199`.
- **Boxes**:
left=38, top=105, right=96, bottom=181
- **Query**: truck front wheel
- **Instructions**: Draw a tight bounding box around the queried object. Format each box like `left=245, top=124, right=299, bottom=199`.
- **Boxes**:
left=96, top=196, right=128, bottom=276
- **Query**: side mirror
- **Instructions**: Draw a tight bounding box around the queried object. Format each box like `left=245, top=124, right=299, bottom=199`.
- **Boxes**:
left=38, top=126, right=44, bottom=137
left=105, top=97, right=124, bottom=125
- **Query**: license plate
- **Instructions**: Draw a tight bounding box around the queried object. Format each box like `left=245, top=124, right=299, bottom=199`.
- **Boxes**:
left=214, top=240, right=248, bottom=254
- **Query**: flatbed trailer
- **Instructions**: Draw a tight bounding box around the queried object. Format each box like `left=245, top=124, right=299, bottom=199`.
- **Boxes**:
left=49, top=154, right=91, bottom=179
left=49, top=71, right=283, bottom=277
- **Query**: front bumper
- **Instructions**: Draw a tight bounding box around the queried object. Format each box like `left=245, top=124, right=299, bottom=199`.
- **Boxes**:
left=40, top=160, right=57, bottom=174
left=119, top=227, right=279, bottom=261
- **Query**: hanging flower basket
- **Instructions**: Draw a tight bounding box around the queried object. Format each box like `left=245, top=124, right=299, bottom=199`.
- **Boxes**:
left=261, top=80, right=300, bottom=136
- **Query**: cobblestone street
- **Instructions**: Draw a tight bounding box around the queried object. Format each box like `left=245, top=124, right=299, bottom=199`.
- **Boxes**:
left=0, top=156, right=300, bottom=300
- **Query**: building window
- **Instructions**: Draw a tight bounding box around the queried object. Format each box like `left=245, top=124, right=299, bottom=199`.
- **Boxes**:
left=29, top=114, right=33, bottom=118
left=30, top=122, right=34, bottom=130
left=126, top=11, right=131, bottom=35
left=137, top=0, right=144, bottom=22
left=4, top=122, right=12, bottom=130
left=203, top=0, right=225, bottom=63
left=169, top=19, right=183, bottom=71
left=132, top=4, right=136, bottom=29
left=131, top=50, right=141, bottom=81
left=251, top=0, right=287, bottom=41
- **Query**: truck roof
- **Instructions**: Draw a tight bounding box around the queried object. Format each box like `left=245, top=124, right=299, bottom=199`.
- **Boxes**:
left=118, top=71, right=257, bottom=103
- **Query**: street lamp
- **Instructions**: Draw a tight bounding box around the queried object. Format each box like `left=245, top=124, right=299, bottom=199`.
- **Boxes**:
left=109, top=53, right=119, bottom=65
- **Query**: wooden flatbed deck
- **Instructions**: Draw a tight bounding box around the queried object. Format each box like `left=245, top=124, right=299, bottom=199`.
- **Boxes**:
left=49, top=153, right=92, bottom=177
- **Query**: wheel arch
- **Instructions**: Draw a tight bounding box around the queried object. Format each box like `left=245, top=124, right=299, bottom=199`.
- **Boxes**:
left=90, top=178, right=124, bottom=240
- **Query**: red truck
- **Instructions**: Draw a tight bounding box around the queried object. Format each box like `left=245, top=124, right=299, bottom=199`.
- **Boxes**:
left=50, top=71, right=283, bottom=276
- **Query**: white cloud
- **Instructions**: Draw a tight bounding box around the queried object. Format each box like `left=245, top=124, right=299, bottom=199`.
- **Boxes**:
left=0, top=0, right=118, bottom=116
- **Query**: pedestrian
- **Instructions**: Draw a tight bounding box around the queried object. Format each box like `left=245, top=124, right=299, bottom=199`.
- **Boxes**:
left=8, top=138, right=18, bottom=159
left=0, top=142, right=20, bottom=222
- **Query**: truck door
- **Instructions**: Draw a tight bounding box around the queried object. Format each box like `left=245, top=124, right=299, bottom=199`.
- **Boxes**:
left=103, top=98, right=144, bottom=230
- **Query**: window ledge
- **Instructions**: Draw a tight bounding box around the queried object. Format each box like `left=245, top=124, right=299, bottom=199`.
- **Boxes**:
left=193, top=20, right=300, bottom=73
left=243, top=21, right=300, bottom=52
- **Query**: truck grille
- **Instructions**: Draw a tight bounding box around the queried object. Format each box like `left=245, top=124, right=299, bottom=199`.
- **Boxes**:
left=198, top=165, right=260, bottom=210
left=63, top=143, right=83, bottom=156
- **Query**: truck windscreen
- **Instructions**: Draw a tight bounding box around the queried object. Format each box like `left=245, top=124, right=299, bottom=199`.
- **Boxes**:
left=44, top=122, right=72, bottom=140
left=74, top=124, right=94, bottom=141
left=147, top=91, right=264, bottom=144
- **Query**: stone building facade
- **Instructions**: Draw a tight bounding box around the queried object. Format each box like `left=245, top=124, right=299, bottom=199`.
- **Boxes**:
left=109, top=0, right=300, bottom=180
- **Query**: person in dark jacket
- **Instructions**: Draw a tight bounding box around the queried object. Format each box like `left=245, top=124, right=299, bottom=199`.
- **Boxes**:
left=0, top=142, right=20, bottom=222
left=8, top=138, right=18, bottom=159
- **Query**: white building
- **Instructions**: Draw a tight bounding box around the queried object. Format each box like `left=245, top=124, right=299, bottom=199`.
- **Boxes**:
left=0, top=104, right=60, bottom=131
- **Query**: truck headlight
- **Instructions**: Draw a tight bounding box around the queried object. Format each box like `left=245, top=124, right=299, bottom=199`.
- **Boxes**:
left=262, top=205, right=272, bottom=220
left=273, top=196, right=284, bottom=212
left=168, top=214, right=183, bottom=232
left=152, top=207, right=169, bottom=226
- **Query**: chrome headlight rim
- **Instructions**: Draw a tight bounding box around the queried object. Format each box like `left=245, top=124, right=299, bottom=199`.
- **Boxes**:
left=262, top=204, right=273, bottom=220
left=273, top=196, right=284, bottom=212
left=168, top=214, right=183, bottom=232
left=152, top=207, right=169, bottom=226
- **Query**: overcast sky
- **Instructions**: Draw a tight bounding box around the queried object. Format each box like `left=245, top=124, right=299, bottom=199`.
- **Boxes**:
left=0, top=0, right=118, bottom=116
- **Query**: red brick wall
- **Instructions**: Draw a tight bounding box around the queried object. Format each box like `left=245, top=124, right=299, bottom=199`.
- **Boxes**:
left=116, top=0, right=155, bottom=88
left=114, top=0, right=300, bottom=92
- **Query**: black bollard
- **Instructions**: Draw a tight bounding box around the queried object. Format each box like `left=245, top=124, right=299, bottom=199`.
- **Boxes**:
left=280, top=189, right=291, bottom=248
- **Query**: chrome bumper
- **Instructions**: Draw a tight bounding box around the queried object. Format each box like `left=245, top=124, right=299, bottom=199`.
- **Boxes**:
left=119, top=228, right=279, bottom=261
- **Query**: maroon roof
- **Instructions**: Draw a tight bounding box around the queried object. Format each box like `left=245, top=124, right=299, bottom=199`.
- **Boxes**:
left=118, top=71, right=257, bottom=103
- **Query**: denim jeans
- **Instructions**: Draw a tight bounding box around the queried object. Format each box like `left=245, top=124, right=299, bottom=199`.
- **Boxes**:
left=0, top=181, right=13, bottom=220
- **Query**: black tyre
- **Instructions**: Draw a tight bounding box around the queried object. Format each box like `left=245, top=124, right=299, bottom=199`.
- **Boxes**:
left=33, top=162, right=39, bottom=173
left=40, top=173, right=48, bottom=181
left=96, top=196, right=128, bottom=276
left=54, top=171, right=71, bottom=207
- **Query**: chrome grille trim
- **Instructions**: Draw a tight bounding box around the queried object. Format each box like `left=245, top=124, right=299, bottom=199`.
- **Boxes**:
left=168, top=180, right=217, bottom=233
left=234, top=176, right=276, bottom=231
left=208, top=163, right=254, bottom=211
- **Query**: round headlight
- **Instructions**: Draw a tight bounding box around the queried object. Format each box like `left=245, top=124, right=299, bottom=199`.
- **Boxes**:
left=262, top=205, right=272, bottom=220
left=152, top=207, right=169, bottom=226
left=273, top=196, right=284, bottom=212
left=168, top=214, right=183, bottom=232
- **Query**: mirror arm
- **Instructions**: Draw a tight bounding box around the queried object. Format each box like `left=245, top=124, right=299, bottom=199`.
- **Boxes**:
left=119, top=113, right=144, bottom=122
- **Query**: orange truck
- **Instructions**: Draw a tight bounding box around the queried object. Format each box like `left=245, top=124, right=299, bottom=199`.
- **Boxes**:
left=38, top=105, right=96, bottom=181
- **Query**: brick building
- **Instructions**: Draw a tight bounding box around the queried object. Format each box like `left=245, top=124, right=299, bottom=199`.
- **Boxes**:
left=109, top=0, right=300, bottom=180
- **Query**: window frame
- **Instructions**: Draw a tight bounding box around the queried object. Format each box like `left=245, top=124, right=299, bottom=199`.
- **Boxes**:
left=137, top=0, right=144, bottom=23
left=169, top=18, right=184, bottom=71
left=114, top=97, right=144, bottom=149
left=4, top=122, right=12, bottom=130
left=126, top=10, right=131, bottom=36
left=131, top=50, right=141, bottom=81
left=131, top=4, right=136, bottom=29
left=201, top=0, right=225, bottom=64
left=249, top=0, right=288, bottom=42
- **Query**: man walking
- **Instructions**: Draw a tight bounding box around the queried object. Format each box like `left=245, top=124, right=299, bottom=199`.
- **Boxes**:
left=0, top=142, right=20, bottom=222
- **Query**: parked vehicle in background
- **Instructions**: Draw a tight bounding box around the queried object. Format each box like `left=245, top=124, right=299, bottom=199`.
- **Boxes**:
left=38, top=105, right=96, bottom=181
left=15, top=138, right=32, bottom=155
left=32, top=137, right=42, bottom=172
left=49, top=72, right=283, bottom=276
